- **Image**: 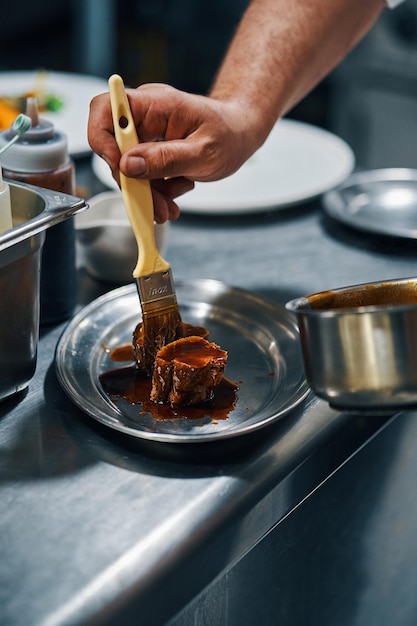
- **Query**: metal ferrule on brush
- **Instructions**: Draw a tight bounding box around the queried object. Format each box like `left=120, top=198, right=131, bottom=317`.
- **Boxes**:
left=137, top=270, right=178, bottom=316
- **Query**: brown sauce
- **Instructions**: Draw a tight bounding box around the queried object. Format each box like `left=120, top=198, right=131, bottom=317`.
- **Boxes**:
left=100, top=322, right=238, bottom=421
left=109, top=343, right=134, bottom=362
left=308, top=282, right=417, bottom=310
left=157, top=335, right=227, bottom=369
left=99, top=366, right=238, bottom=421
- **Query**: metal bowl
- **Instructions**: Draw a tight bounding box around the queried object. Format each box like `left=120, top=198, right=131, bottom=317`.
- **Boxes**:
left=322, top=168, right=417, bottom=239
left=286, top=277, right=417, bottom=411
left=75, top=191, right=169, bottom=283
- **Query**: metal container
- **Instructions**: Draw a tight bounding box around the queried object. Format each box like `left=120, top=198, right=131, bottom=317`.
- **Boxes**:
left=0, top=180, right=86, bottom=401
left=286, top=277, right=417, bottom=411
left=322, top=168, right=417, bottom=239
left=75, top=191, right=169, bottom=283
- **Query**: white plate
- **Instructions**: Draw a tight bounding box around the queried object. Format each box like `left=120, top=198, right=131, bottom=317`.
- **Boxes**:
left=92, top=118, right=355, bottom=214
left=0, top=71, right=109, bottom=157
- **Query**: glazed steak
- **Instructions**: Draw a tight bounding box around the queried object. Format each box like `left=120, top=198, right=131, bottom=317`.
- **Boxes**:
left=150, top=335, right=228, bottom=407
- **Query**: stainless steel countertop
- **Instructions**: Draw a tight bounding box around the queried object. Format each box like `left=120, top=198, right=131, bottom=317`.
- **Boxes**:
left=2, top=162, right=417, bottom=626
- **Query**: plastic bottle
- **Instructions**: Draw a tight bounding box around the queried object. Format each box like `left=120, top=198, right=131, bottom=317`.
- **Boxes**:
left=0, top=98, right=77, bottom=324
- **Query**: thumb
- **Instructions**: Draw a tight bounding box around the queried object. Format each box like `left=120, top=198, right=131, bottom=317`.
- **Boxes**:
left=120, top=139, right=206, bottom=181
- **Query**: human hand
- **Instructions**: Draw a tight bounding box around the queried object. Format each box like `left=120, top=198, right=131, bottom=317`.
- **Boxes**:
left=88, top=83, right=260, bottom=222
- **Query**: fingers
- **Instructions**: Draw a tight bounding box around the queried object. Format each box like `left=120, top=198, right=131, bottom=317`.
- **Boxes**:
left=151, top=188, right=180, bottom=223
left=152, top=176, right=195, bottom=200
left=88, top=93, right=120, bottom=171
left=151, top=177, right=194, bottom=223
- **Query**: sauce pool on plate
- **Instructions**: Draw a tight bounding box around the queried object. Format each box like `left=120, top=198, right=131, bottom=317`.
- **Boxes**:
left=99, top=322, right=239, bottom=421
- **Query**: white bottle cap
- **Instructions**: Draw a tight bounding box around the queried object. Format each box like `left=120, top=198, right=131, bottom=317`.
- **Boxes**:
left=0, top=98, right=69, bottom=173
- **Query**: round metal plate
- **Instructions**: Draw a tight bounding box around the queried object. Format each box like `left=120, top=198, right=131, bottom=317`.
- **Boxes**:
left=322, top=168, right=417, bottom=239
left=55, top=280, right=309, bottom=443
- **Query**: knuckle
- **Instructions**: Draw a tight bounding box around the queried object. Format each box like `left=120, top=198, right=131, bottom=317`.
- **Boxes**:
left=159, top=144, right=179, bottom=176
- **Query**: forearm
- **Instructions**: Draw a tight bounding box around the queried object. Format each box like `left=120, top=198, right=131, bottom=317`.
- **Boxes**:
left=210, top=0, right=385, bottom=148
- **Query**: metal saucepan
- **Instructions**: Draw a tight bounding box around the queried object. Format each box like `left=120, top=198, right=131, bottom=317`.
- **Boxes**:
left=286, top=277, right=417, bottom=411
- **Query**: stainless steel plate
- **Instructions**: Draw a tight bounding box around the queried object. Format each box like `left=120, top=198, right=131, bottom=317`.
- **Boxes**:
left=322, top=168, right=417, bottom=239
left=55, top=279, right=309, bottom=443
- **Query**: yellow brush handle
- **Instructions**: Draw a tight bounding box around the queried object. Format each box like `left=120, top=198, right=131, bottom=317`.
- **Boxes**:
left=108, top=74, right=169, bottom=278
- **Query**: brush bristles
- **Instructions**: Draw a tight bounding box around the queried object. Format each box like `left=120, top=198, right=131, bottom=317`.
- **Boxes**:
left=135, top=270, right=183, bottom=373
left=140, top=304, right=183, bottom=374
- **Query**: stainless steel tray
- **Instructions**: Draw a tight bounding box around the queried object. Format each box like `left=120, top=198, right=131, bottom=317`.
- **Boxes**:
left=322, top=168, right=417, bottom=239
left=55, top=279, right=309, bottom=443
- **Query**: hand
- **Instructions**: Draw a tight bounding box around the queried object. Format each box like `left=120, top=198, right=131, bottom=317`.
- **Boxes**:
left=88, top=83, right=261, bottom=222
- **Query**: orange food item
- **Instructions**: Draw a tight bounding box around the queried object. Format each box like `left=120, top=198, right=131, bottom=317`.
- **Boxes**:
left=0, top=99, right=19, bottom=130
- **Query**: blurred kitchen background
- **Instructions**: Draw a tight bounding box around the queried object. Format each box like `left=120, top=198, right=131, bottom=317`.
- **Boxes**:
left=1, top=0, right=417, bottom=170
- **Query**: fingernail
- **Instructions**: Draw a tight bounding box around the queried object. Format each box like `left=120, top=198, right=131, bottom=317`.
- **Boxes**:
left=127, top=156, right=146, bottom=176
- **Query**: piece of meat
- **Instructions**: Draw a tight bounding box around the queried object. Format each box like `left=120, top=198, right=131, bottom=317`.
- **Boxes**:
left=150, top=335, right=228, bottom=407
left=133, top=321, right=209, bottom=374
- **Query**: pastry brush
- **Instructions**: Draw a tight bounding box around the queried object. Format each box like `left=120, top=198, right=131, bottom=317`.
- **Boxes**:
left=108, top=74, right=182, bottom=372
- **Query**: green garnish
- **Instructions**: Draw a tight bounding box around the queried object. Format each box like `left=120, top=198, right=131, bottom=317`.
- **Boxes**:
left=45, top=95, right=64, bottom=112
